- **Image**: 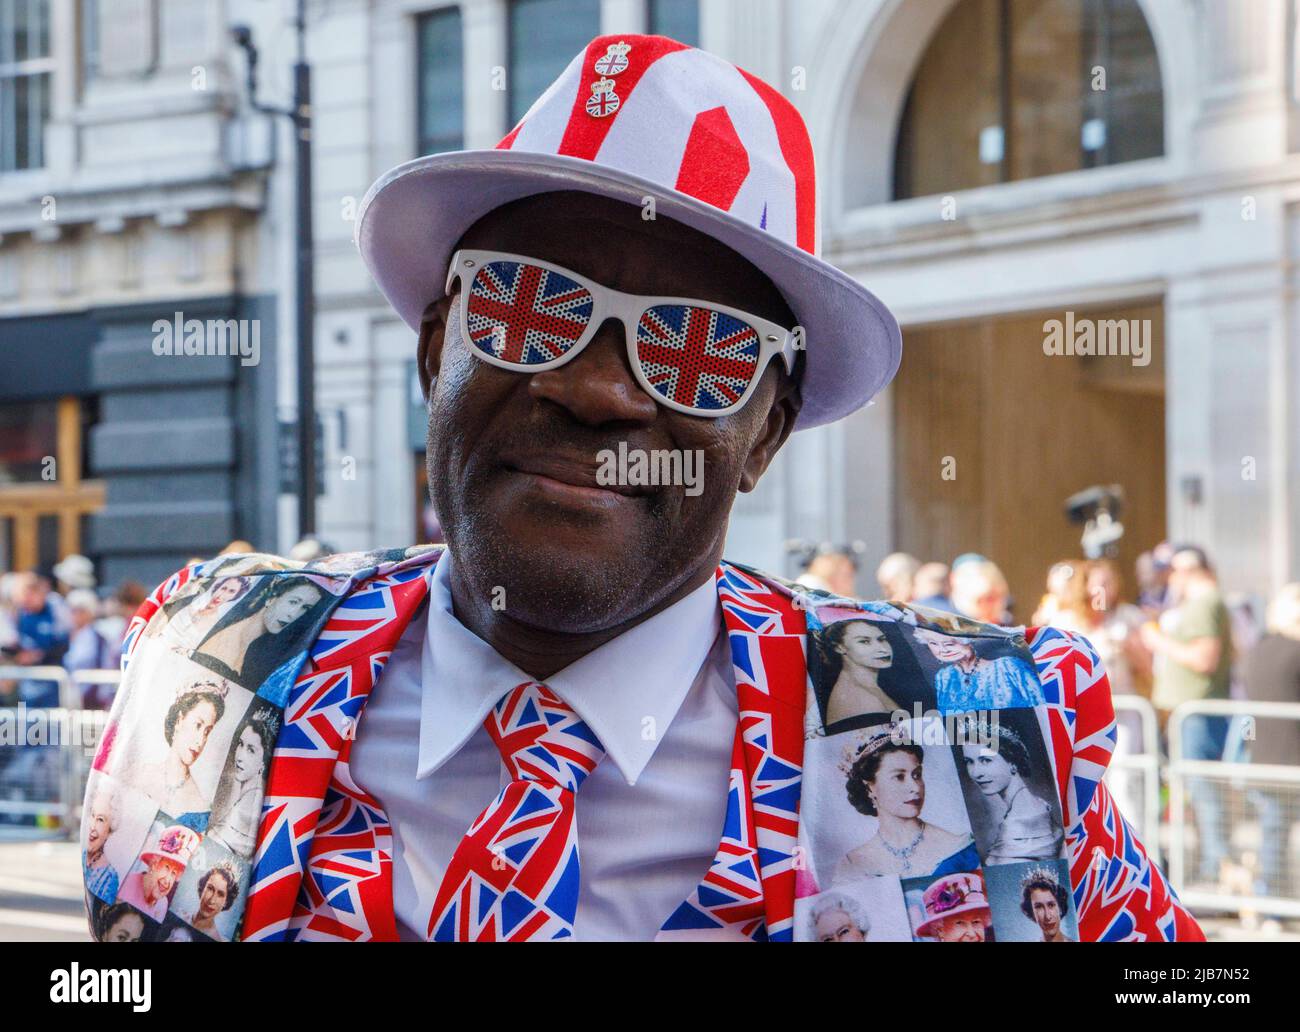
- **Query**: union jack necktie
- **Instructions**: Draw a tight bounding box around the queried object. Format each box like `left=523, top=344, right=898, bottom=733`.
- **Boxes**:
left=427, top=682, right=605, bottom=941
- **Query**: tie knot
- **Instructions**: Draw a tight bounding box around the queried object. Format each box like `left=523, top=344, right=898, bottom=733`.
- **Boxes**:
left=485, top=682, right=605, bottom=792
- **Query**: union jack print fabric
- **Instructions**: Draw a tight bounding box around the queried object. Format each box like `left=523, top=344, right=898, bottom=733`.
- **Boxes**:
left=89, top=546, right=1203, bottom=942
left=659, top=564, right=806, bottom=940
left=1028, top=625, right=1205, bottom=941
left=636, top=305, right=760, bottom=410
left=466, top=260, right=593, bottom=364
left=427, top=683, right=605, bottom=941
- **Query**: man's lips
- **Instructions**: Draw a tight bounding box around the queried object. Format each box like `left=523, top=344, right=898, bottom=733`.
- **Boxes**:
left=500, top=453, right=652, bottom=503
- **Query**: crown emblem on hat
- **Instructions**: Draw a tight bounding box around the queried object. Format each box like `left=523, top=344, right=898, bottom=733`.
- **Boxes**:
left=593, top=40, right=631, bottom=76
left=585, top=77, right=620, bottom=118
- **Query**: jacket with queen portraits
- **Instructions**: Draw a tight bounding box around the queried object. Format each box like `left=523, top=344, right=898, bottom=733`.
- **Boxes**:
left=83, top=545, right=1203, bottom=943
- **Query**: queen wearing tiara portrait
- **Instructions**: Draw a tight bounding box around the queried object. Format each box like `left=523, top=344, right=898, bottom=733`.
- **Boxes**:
left=121, top=679, right=230, bottom=831
left=1020, top=865, right=1074, bottom=942
left=833, top=727, right=980, bottom=883
left=960, top=721, right=1064, bottom=864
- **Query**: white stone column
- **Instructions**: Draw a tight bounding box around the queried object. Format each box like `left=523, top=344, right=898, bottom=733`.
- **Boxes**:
left=601, top=0, right=646, bottom=35
left=463, top=0, right=508, bottom=148
left=44, top=0, right=78, bottom=175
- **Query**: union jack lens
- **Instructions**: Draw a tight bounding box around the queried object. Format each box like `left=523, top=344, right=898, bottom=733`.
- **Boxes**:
left=463, top=258, right=766, bottom=415
left=466, top=260, right=593, bottom=365
left=635, top=305, right=761, bottom=412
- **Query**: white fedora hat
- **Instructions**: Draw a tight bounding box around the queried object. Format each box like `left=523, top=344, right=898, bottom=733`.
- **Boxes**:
left=355, top=33, right=901, bottom=430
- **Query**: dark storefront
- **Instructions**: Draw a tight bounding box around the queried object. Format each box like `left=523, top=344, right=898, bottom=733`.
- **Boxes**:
left=0, top=295, right=279, bottom=590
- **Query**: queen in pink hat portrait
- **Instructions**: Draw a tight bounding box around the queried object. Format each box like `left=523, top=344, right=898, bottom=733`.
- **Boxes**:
left=115, top=823, right=200, bottom=925
left=913, top=871, right=994, bottom=942
left=86, top=30, right=1200, bottom=945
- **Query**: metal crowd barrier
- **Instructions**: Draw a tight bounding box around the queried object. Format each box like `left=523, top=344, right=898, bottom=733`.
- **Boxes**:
left=1106, top=694, right=1162, bottom=867
left=0, top=665, right=118, bottom=839
left=1168, top=698, right=1300, bottom=919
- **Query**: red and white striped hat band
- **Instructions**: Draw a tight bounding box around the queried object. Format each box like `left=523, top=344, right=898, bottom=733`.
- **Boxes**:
left=497, top=35, right=819, bottom=258
left=355, top=33, right=901, bottom=429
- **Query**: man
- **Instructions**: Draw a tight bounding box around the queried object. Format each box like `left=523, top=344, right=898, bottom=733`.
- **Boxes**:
left=1142, top=545, right=1233, bottom=882
left=116, top=825, right=199, bottom=924
left=87, top=34, right=1198, bottom=943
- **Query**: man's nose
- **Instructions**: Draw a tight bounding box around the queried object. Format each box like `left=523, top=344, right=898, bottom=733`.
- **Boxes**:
left=526, top=318, right=659, bottom=426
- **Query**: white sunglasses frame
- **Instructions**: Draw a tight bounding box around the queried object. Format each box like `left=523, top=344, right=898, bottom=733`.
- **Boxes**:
left=444, top=248, right=799, bottom=419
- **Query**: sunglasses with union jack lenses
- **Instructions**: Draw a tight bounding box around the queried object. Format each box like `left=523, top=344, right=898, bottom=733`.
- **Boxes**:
left=444, top=249, right=799, bottom=418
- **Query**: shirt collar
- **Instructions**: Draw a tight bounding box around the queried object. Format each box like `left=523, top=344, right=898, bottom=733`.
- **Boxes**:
left=417, top=552, right=723, bottom=786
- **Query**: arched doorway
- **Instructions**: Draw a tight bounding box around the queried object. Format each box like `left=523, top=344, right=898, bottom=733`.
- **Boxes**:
left=853, top=0, right=1171, bottom=614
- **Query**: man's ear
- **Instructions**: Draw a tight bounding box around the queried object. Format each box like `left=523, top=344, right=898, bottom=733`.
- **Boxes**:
left=738, top=381, right=799, bottom=493
left=416, top=295, right=453, bottom=400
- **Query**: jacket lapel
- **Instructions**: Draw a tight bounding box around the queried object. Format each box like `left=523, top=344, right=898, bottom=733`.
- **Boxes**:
left=658, top=563, right=808, bottom=940
left=242, top=550, right=439, bottom=941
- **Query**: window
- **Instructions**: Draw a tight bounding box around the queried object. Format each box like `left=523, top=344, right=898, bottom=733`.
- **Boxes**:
left=507, top=0, right=599, bottom=127
left=0, top=0, right=52, bottom=172
left=648, top=0, right=699, bottom=46
left=0, top=397, right=103, bottom=572
left=893, top=0, right=1163, bottom=200
left=416, top=6, right=464, bottom=155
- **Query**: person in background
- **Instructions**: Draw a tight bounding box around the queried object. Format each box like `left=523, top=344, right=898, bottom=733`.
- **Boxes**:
left=1239, top=583, right=1300, bottom=896
left=1032, top=560, right=1089, bottom=629
left=1136, top=541, right=1175, bottom=615
left=875, top=552, right=920, bottom=604
left=52, top=554, right=97, bottom=597
left=1141, top=545, right=1233, bottom=882
left=795, top=545, right=860, bottom=598
left=64, top=589, right=118, bottom=709
left=1075, top=560, right=1152, bottom=829
left=949, top=556, right=1013, bottom=625
left=9, top=572, right=71, bottom=707
left=98, top=581, right=147, bottom=647
left=912, top=562, right=954, bottom=613
left=287, top=536, right=338, bottom=563
left=0, top=573, right=19, bottom=696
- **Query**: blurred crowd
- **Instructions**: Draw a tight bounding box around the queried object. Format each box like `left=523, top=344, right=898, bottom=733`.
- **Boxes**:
left=0, top=536, right=340, bottom=714
left=798, top=542, right=1300, bottom=901
left=4, top=535, right=1299, bottom=903
left=0, top=556, right=146, bottom=711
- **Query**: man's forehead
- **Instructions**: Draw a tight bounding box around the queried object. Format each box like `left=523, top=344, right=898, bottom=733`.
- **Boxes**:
left=453, top=190, right=795, bottom=324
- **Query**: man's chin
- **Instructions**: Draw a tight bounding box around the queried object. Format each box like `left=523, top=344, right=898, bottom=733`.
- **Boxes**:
left=449, top=525, right=648, bottom=633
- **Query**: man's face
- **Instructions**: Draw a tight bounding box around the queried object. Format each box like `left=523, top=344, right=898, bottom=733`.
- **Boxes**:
left=421, top=192, right=799, bottom=632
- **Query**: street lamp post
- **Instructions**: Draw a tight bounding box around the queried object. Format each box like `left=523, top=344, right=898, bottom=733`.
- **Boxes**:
left=232, top=1, right=317, bottom=539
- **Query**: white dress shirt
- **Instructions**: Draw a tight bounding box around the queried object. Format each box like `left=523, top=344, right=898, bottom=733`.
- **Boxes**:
left=348, top=552, right=738, bottom=941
